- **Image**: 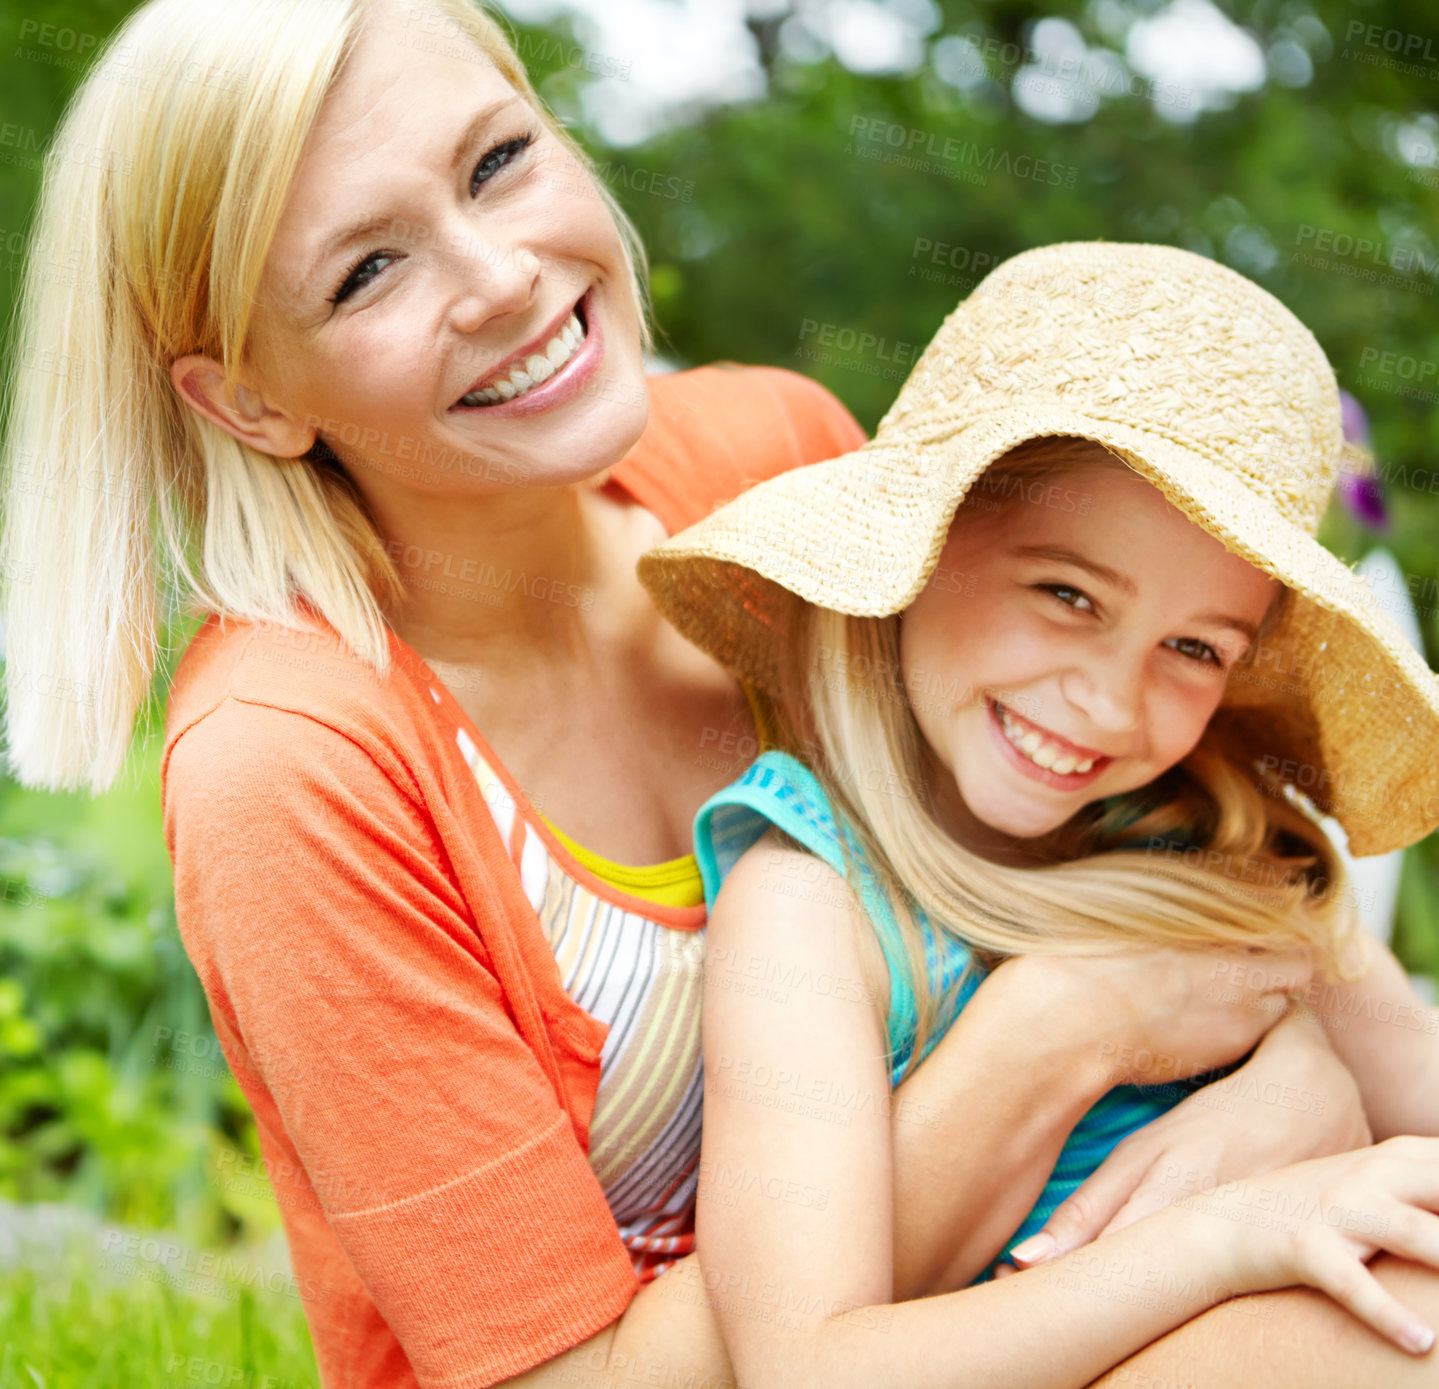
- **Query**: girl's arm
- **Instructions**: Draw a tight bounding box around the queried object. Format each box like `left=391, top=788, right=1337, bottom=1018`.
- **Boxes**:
left=698, top=831, right=1221, bottom=1387
left=1302, top=939, right=1439, bottom=1139
left=698, top=830, right=1439, bottom=1389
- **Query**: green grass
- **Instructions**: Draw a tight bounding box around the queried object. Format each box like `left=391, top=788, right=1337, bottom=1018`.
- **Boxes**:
left=0, top=1262, right=317, bottom=1388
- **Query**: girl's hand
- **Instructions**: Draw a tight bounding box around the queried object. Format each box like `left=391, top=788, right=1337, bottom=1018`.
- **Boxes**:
left=1008, top=1005, right=1372, bottom=1268
left=996, top=943, right=1313, bottom=1089
left=1186, top=1134, right=1439, bottom=1355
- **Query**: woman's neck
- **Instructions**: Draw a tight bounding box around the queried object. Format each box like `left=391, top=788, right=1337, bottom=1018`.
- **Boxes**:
left=379, top=474, right=659, bottom=671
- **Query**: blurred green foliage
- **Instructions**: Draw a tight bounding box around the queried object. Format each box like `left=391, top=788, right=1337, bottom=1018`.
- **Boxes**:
left=0, top=0, right=1437, bottom=1376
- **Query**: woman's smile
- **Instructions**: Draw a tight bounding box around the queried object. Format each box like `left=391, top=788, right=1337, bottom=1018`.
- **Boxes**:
left=448, top=285, right=602, bottom=419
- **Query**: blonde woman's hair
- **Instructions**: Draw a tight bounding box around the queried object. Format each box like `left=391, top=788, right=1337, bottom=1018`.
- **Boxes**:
left=1, top=0, right=652, bottom=794
left=768, top=438, right=1361, bottom=1076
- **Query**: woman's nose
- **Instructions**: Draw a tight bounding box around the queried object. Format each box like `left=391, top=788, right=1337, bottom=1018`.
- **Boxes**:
left=443, top=233, right=542, bottom=336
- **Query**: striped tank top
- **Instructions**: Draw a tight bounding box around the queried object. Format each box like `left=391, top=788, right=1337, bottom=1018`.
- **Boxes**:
left=426, top=681, right=727, bottom=1282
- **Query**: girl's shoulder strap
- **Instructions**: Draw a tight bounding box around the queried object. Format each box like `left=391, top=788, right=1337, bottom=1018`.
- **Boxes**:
left=692, top=749, right=852, bottom=911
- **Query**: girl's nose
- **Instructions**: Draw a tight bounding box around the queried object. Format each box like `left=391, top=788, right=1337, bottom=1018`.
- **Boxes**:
left=1059, top=648, right=1145, bottom=735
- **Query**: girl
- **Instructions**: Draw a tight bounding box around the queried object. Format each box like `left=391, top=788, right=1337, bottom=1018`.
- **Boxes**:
left=638, top=240, right=1439, bottom=1387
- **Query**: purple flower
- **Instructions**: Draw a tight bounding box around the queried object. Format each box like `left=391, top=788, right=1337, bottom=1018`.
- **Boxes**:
left=1337, top=390, right=1387, bottom=530
left=1340, top=390, right=1370, bottom=447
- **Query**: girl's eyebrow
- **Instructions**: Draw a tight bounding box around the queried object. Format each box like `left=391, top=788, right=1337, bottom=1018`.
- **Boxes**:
left=1013, top=543, right=1260, bottom=642
left=1011, top=543, right=1136, bottom=596
left=298, top=94, right=525, bottom=294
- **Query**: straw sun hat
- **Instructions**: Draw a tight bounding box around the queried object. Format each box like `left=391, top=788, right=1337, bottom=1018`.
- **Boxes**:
left=638, top=241, right=1439, bottom=857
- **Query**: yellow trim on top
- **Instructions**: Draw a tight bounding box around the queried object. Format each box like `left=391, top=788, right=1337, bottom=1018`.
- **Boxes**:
left=540, top=816, right=706, bottom=909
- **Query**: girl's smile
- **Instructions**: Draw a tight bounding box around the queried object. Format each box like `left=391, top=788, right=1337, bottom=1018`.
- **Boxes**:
left=900, top=450, right=1280, bottom=848
left=985, top=697, right=1114, bottom=790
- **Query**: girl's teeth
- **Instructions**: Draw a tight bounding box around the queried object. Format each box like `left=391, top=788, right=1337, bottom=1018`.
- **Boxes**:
left=459, top=310, right=587, bottom=407
left=996, top=702, right=1100, bottom=777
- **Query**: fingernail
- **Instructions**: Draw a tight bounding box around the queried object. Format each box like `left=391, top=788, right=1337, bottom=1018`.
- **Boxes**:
left=1010, top=1232, right=1058, bottom=1265
left=1399, top=1322, right=1435, bottom=1354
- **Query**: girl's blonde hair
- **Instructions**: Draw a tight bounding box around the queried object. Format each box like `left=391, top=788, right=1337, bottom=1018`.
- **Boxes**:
left=768, top=438, right=1360, bottom=1075
left=1, top=0, right=652, bottom=794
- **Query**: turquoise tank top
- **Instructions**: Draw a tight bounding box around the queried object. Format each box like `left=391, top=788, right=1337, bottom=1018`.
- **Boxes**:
left=693, top=749, right=1196, bottom=1277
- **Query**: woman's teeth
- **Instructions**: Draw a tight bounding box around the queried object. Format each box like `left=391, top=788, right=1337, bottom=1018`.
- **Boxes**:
left=460, top=311, right=586, bottom=406
left=997, top=704, right=1096, bottom=776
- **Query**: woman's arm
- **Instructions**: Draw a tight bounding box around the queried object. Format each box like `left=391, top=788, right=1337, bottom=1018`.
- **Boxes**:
left=1012, top=1002, right=1373, bottom=1267
left=1303, top=938, right=1439, bottom=1139
left=890, top=946, right=1321, bottom=1294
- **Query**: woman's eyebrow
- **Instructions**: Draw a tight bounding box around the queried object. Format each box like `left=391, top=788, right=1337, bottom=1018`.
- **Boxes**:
left=299, top=94, right=524, bottom=293
left=1011, top=543, right=1137, bottom=596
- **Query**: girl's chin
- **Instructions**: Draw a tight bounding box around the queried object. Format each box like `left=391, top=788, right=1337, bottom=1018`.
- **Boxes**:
left=957, top=782, right=1076, bottom=841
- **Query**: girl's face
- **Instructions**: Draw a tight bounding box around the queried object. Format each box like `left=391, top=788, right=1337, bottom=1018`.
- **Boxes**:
left=244, top=0, right=648, bottom=494
left=899, top=460, right=1280, bottom=846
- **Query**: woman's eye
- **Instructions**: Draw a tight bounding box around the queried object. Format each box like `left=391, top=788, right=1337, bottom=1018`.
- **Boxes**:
left=329, top=252, right=395, bottom=305
left=470, top=131, right=535, bottom=194
left=1166, top=636, right=1224, bottom=667
left=1038, top=583, right=1094, bottom=613
left=327, top=130, right=538, bottom=306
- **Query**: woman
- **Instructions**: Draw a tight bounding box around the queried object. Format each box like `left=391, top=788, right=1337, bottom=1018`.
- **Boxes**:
left=0, top=1, right=1404, bottom=1385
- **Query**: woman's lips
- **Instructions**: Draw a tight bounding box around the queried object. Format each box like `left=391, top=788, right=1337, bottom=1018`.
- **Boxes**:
left=448, top=286, right=602, bottom=420
left=985, top=697, right=1114, bottom=792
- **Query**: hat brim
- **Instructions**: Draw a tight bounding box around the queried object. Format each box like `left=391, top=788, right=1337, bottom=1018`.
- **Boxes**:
left=639, top=406, right=1439, bottom=856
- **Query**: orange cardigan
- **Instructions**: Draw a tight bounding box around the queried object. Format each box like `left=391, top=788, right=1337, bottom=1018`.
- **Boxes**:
left=161, top=365, right=867, bottom=1389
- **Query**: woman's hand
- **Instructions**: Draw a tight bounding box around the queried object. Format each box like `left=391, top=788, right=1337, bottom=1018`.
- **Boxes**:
left=1005, top=1004, right=1372, bottom=1268
left=1184, top=1134, right=1439, bottom=1354
left=992, top=943, right=1314, bottom=1091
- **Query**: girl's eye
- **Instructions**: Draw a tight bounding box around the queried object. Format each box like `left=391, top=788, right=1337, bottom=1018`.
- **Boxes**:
left=1166, top=636, right=1224, bottom=668
left=1037, top=583, right=1094, bottom=613
left=327, top=129, right=539, bottom=306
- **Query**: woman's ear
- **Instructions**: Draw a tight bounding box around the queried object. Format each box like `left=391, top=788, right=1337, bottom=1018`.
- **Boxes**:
left=170, top=354, right=316, bottom=458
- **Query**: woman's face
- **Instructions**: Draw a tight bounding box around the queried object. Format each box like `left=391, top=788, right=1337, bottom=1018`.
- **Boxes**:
left=899, top=460, right=1280, bottom=844
left=244, top=0, right=648, bottom=494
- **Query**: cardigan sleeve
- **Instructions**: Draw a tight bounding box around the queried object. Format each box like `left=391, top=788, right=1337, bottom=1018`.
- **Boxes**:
left=164, top=696, right=637, bottom=1388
